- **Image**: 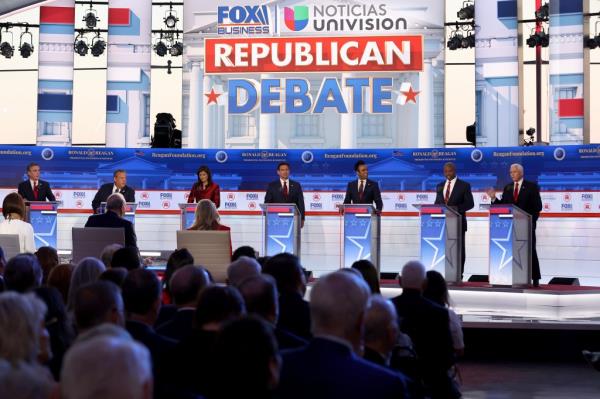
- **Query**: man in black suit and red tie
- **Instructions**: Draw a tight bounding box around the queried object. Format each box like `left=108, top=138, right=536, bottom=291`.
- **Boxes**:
left=264, top=162, right=306, bottom=228
left=343, top=160, right=383, bottom=212
left=17, top=162, right=56, bottom=202
left=486, top=163, right=543, bottom=287
left=434, top=162, right=474, bottom=278
left=91, top=169, right=136, bottom=214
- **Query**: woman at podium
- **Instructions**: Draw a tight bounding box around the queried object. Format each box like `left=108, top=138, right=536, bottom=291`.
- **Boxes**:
left=0, top=193, right=35, bottom=253
left=188, top=199, right=231, bottom=255
left=187, top=165, right=221, bottom=208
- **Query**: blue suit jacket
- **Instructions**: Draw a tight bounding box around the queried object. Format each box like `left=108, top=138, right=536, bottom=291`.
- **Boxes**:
left=264, top=179, right=305, bottom=220
left=343, top=179, right=383, bottom=211
left=84, top=210, right=137, bottom=248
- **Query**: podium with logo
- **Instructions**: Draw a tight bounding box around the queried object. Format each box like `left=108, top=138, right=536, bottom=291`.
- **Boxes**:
left=179, top=203, right=197, bottom=230
left=488, top=204, right=532, bottom=286
left=260, top=203, right=301, bottom=257
left=340, top=204, right=381, bottom=273
left=99, top=202, right=137, bottom=224
left=415, top=204, right=462, bottom=284
left=25, top=201, right=59, bottom=248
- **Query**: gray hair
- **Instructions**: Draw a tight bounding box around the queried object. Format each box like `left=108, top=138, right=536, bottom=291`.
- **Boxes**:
left=0, top=360, right=55, bottom=399
left=227, top=256, right=262, bottom=288
left=100, top=244, right=124, bottom=268
left=401, top=260, right=426, bottom=290
left=0, top=292, right=47, bottom=365
left=309, top=271, right=370, bottom=339
left=61, top=335, right=152, bottom=399
left=510, top=163, right=524, bottom=174
left=106, top=193, right=126, bottom=212
left=364, top=295, right=398, bottom=344
left=67, top=257, right=106, bottom=310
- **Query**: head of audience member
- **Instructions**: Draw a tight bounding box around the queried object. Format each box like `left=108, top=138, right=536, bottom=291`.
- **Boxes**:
left=263, top=253, right=306, bottom=297
left=35, top=246, right=59, bottom=284
left=194, top=285, right=245, bottom=332
left=215, top=317, right=280, bottom=397
left=122, top=269, right=161, bottom=326
left=105, top=192, right=127, bottom=218
left=2, top=192, right=26, bottom=221
left=310, top=271, right=370, bottom=352
left=423, top=270, right=450, bottom=308
left=0, top=292, right=49, bottom=366
left=239, top=274, right=279, bottom=325
left=227, top=256, right=261, bottom=288
left=73, top=281, right=124, bottom=332
left=257, top=256, right=271, bottom=268
left=61, top=335, right=152, bottom=399
left=400, top=260, right=427, bottom=292
left=169, top=265, right=209, bottom=308
left=100, top=243, right=124, bottom=269
left=351, top=259, right=381, bottom=294
left=232, top=245, right=257, bottom=262
left=113, top=169, right=127, bottom=190
left=47, top=263, right=74, bottom=304
left=99, top=267, right=128, bottom=287
left=164, top=248, right=194, bottom=293
left=34, top=287, right=74, bottom=349
left=4, top=254, right=43, bottom=293
left=363, top=295, right=399, bottom=361
left=0, top=359, right=56, bottom=399
left=189, top=199, right=221, bottom=230
left=67, top=257, right=106, bottom=310
left=110, top=247, right=142, bottom=271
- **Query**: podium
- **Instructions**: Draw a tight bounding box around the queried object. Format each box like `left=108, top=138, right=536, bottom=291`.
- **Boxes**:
left=25, top=201, right=59, bottom=248
left=415, top=204, right=462, bottom=284
left=488, top=204, right=532, bottom=286
left=179, top=203, right=197, bottom=230
left=99, top=202, right=137, bottom=225
left=260, top=203, right=301, bottom=257
left=341, top=204, right=381, bottom=273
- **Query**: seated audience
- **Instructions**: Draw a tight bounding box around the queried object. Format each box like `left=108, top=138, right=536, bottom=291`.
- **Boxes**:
left=226, top=256, right=261, bottom=288
left=232, top=245, right=257, bottom=261
left=0, top=193, right=35, bottom=253
left=351, top=259, right=381, bottom=294
left=277, top=271, right=408, bottom=399
left=111, top=246, right=142, bottom=271
left=0, top=359, right=56, bottom=399
left=391, top=261, right=458, bottom=399
left=263, top=253, right=311, bottom=339
left=35, top=246, right=59, bottom=284
left=72, top=281, right=124, bottom=333
left=99, top=267, right=128, bottom=287
left=100, top=243, right=123, bottom=268
left=4, top=253, right=42, bottom=293
left=67, top=257, right=106, bottom=310
left=239, top=274, right=307, bottom=350
left=61, top=334, right=152, bottom=399
left=47, top=263, right=74, bottom=304
left=363, top=295, right=400, bottom=368
left=84, top=193, right=137, bottom=248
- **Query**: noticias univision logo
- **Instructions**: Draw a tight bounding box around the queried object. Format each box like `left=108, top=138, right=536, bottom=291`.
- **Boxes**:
left=217, top=5, right=270, bottom=35
left=284, top=6, right=309, bottom=32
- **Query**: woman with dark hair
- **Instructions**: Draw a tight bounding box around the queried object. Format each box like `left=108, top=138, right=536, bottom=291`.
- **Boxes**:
left=351, top=259, right=381, bottom=294
left=187, top=165, right=221, bottom=208
left=0, top=193, right=35, bottom=253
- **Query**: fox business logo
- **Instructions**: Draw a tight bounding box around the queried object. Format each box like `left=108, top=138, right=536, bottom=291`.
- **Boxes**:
left=246, top=193, right=259, bottom=200
left=416, top=194, right=429, bottom=201
left=160, top=193, right=173, bottom=200
left=582, top=193, right=593, bottom=201
left=138, top=201, right=151, bottom=208
left=310, top=203, right=323, bottom=209
left=331, top=193, right=344, bottom=201
left=217, top=6, right=270, bottom=35
left=395, top=203, right=407, bottom=210
left=561, top=203, right=573, bottom=211
left=225, top=202, right=237, bottom=209
left=72, top=191, right=86, bottom=199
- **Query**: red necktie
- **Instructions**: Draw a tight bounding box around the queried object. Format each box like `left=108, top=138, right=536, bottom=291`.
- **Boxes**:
left=513, top=182, right=519, bottom=202
left=444, top=180, right=451, bottom=204
left=358, top=180, right=364, bottom=201
left=33, top=182, right=39, bottom=200
left=283, top=181, right=288, bottom=200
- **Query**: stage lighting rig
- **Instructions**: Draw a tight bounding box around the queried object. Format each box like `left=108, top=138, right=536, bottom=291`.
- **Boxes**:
left=90, top=33, right=106, bottom=57
left=74, top=32, right=89, bottom=56
left=526, top=29, right=549, bottom=48
left=446, top=2, right=475, bottom=51
left=163, top=3, right=180, bottom=29
left=154, top=33, right=169, bottom=57
left=19, top=26, right=34, bottom=58
left=522, top=127, right=536, bottom=146
left=586, top=19, right=600, bottom=49
left=535, top=3, right=549, bottom=21
left=457, top=1, right=475, bottom=20
left=169, top=41, right=183, bottom=57
left=0, top=28, right=14, bottom=59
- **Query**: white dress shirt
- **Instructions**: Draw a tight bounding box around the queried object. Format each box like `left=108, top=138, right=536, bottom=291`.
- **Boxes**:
left=113, top=184, right=122, bottom=194
left=280, top=179, right=289, bottom=189
left=357, top=179, right=366, bottom=191
left=443, top=177, right=457, bottom=200
left=0, top=218, right=36, bottom=253
left=30, top=179, right=39, bottom=191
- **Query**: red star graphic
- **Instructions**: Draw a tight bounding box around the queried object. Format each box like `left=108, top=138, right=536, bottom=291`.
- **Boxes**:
left=204, top=88, right=222, bottom=105
left=401, top=86, right=420, bottom=104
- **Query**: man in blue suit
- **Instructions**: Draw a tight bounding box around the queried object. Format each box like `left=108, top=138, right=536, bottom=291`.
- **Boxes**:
left=85, top=193, right=137, bottom=248
left=277, top=271, right=408, bottom=399
left=264, top=162, right=305, bottom=227
left=343, top=160, right=383, bottom=212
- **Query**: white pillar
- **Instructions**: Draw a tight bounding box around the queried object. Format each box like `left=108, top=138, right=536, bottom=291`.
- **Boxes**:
left=188, top=61, right=203, bottom=149
left=202, top=75, right=213, bottom=148
left=258, top=74, right=276, bottom=148
left=418, top=60, right=435, bottom=148
left=340, top=72, right=356, bottom=148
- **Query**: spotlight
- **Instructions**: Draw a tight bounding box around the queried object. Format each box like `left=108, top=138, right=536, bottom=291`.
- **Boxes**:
left=74, top=37, right=89, bottom=56
left=526, top=31, right=549, bottom=48
left=526, top=127, right=536, bottom=137
left=91, top=36, right=106, bottom=57
left=154, top=40, right=168, bottom=57
left=461, top=33, right=475, bottom=48
left=587, top=35, right=600, bottom=49
left=164, top=10, right=179, bottom=29
left=466, top=123, right=476, bottom=146
left=457, top=3, right=475, bottom=20
left=535, top=3, right=549, bottom=20
left=169, top=41, right=183, bottom=57
left=19, top=28, right=34, bottom=58
left=522, top=127, right=536, bottom=146
left=447, top=33, right=463, bottom=50
left=0, top=41, right=14, bottom=59
left=84, top=9, right=98, bottom=29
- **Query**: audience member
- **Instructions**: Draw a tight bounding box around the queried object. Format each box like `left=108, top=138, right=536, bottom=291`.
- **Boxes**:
left=226, top=256, right=261, bottom=288
left=35, top=246, right=59, bottom=284
left=239, top=274, right=307, bottom=350
left=85, top=193, right=137, bottom=248
left=99, top=267, right=128, bottom=287
left=4, top=253, right=42, bottom=293
left=391, top=261, right=458, bottom=399
left=72, top=281, right=124, bottom=332
left=363, top=295, right=399, bottom=367
left=162, top=248, right=194, bottom=303
left=188, top=199, right=230, bottom=232
left=231, top=245, right=256, bottom=261
left=47, top=263, right=74, bottom=304
left=67, top=257, right=106, bottom=310
left=0, top=247, right=6, bottom=292
left=263, top=253, right=311, bottom=339
left=277, top=271, right=408, bottom=399
left=351, top=259, right=381, bottom=294
left=100, top=243, right=123, bottom=268
left=0, top=193, right=35, bottom=253
left=0, top=359, right=56, bottom=399
left=111, top=246, right=142, bottom=271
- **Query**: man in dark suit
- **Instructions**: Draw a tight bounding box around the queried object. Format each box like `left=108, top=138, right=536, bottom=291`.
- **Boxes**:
left=17, top=162, right=56, bottom=202
left=343, top=160, right=383, bottom=212
left=264, top=162, right=305, bottom=227
left=391, top=261, right=458, bottom=399
left=277, top=271, right=408, bottom=399
left=91, top=169, right=135, bottom=213
left=434, top=162, right=474, bottom=277
left=487, top=163, right=543, bottom=287
left=85, top=193, right=137, bottom=248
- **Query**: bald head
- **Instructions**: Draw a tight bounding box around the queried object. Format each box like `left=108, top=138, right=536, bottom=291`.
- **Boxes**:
left=238, top=274, right=278, bottom=324
left=227, top=256, right=261, bottom=288
left=170, top=265, right=209, bottom=307
left=400, top=260, right=426, bottom=290
left=106, top=193, right=126, bottom=215
left=364, top=295, right=398, bottom=346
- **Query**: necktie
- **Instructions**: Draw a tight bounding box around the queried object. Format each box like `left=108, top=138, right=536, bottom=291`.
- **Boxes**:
left=283, top=181, right=288, bottom=200
left=33, top=182, right=39, bottom=200
left=513, top=182, right=519, bottom=202
left=358, top=180, right=364, bottom=201
left=444, top=180, right=451, bottom=204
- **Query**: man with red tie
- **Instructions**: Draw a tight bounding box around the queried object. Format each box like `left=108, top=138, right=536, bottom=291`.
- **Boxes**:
left=434, top=162, right=474, bottom=278
left=486, top=163, right=543, bottom=287
left=343, top=160, right=383, bottom=212
left=17, top=162, right=56, bottom=202
left=264, top=162, right=306, bottom=228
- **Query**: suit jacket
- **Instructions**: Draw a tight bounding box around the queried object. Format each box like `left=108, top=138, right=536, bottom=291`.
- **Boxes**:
left=91, top=182, right=135, bottom=213
left=278, top=338, right=408, bottom=399
left=126, top=320, right=176, bottom=375
left=434, top=178, right=474, bottom=231
left=492, top=179, right=543, bottom=222
left=274, top=326, right=308, bottom=351
left=17, top=180, right=55, bottom=202
left=84, top=210, right=137, bottom=248
left=343, top=179, right=383, bottom=211
left=264, top=179, right=305, bottom=221
left=156, top=308, right=195, bottom=342
left=363, top=346, right=387, bottom=368
left=277, top=292, right=312, bottom=340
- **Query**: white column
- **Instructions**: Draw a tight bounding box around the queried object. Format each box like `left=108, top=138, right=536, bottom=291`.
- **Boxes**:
left=258, top=74, right=276, bottom=148
left=340, top=72, right=356, bottom=148
left=188, top=61, right=203, bottom=149
left=418, top=60, right=435, bottom=148
left=202, top=75, right=213, bottom=148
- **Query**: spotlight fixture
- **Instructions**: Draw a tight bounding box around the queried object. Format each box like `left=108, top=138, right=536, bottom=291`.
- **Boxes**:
left=164, top=9, right=179, bottom=29
left=74, top=34, right=89, bottom=56
left=522, top=127, right=536, bottom=146
left=526, top=30, right=549, bottom=48
left=447, top=33, right=463, bottom=50
left=90, top=34, right=105, bottom=57
left=461, top=33, right=475, bottom=48
left=84, top=7, right=99, bottom=29
left=154, top=40, right=168, bottom=57
left=535, top=3, right=549, bottom=21
left=457, top=2, right=475, bottom=20
left=0, top=29, right=14, bottom=59
left=18, top=27, right=34, bottom=58
left=587, top=35, right=600, bottom=49
left=169, top=41, right=183, bottom=57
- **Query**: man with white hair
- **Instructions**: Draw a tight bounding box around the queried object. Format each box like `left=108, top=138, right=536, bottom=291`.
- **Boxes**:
left=392, top=261, right=458, bottom=399
left=85, top=192, right=137, bottom=248
left=227, top=256, right=261, bottom=288
left=61, top=334, right=152, bottom=399
left=486, top=163, right=543, bottom=286
left=363, top=295, right=400, bottom=367
left=277, top=271, right=408, bottom=399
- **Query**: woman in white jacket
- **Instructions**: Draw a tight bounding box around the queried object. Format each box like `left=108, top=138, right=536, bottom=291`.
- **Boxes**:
left=0, top=193, right=36, bottom=254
